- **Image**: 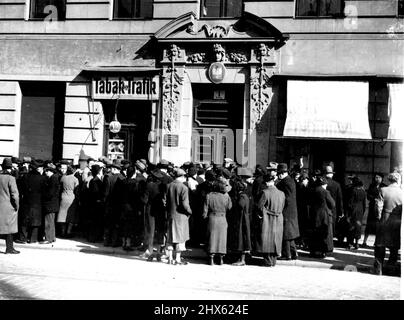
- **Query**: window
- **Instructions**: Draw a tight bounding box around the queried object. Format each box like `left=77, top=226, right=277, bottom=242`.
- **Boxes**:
left=295, top=0, right=344, bottom=17
left=30, top=0, right=66, bottom=20
left=201, top=0, right=242, bottom=18
left=114, top=0, right=153, bottom=19
left=399, top=0, right=404, bottom=16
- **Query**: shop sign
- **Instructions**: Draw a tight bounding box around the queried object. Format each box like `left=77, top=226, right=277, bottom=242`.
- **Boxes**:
left=163, top=134, right=179, bottom=147
left=92, top=76, right=159, bottom=100
left=208, top=62, right=226, bottom=84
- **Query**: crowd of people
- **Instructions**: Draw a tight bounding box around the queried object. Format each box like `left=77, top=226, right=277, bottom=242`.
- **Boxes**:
left=0, top=155, right=401, bottom=274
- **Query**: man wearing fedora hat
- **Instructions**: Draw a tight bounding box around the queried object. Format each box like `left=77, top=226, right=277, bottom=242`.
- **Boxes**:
left=276, top=163, right=300, bottom=260
left=20, top=159, right=47, bottom=243
left=166, top=168, right=192, bottom=265
left=41, top=167, right=60, bottom=244
left=0, top=158, right=20, bottom=253
left=323, top=165, right=344, bottom=246
left=102, top=162, right=125, bottom=247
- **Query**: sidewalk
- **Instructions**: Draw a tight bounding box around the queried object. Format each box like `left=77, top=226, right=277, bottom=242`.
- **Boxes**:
left=0, top=235, right=400, bottom=276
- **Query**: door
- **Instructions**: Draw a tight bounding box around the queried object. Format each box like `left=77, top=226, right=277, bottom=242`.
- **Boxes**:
left=191, top=128, right=234, bottom=165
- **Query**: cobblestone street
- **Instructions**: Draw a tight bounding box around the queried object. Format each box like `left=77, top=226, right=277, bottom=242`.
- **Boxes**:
left=0, top=239, right=401, bottom=300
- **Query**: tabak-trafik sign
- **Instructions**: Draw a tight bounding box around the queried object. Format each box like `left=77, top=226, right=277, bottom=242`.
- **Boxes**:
left=92, top=76, right=159, bottom=100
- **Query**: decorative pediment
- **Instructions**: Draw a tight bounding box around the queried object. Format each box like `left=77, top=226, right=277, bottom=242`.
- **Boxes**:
left=153, top=11, right=288, bottom=43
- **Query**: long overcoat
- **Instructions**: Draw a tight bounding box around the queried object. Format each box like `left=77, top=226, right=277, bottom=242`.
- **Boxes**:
left=43, top=174, right=60, bottom=214
left=257, top=185, right=285, bottom=255
left=57, top=174, right=79, bottom=223
left=203, top=191, right=232, bottom=254
left=345, top=185, right=367, bottom=240
left=325, top=177, right=344, bottom=225
left=276, top=175, right=300, bottom=240
left=166, top=180, right=192, bottom=244
left=0, top=171, right=19, bottom=234
left=366, top=182, right=386, bottom=234
left=309, top=186, right=335, bottom=253
left=21, top=170, right=46, bottom=227
left=230, top=192, right=251, bottom=252
left=375, top=184, right=402, bottom=248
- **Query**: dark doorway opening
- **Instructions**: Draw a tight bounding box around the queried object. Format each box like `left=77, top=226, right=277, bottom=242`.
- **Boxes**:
left=19, top=81, right=65, bottom=161
left=102, top=100, right=151, bottom=162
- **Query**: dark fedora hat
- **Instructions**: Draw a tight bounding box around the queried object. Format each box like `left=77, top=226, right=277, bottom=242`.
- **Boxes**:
left=151, top=168, right=164, bottom=180
left=277, top=163, right=288, bottom=173
left=2, top=158, right=13, bottom=169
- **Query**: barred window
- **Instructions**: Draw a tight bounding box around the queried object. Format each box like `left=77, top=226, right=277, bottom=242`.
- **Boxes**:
left=30, top=0, right=66, bottom=20
left=114, top=0, right=153, bottom=19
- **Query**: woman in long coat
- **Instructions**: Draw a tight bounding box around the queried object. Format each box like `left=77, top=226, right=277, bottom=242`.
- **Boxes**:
left=203, top=181, right=232, bottom=265
left=309, top=177, right=335, bottom=258
left=0, top=158, right=20, bottom=254
left=345, top=176, right=367, bottom=249
left=87, top=164, right=104, bottom=243
left=257, top=174, right=285, bottom=267
left=57, top=165, right=79, bottom=238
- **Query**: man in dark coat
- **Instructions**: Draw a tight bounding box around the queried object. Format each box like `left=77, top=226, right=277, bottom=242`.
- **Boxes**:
left=309, top=176, right=335, bottom=258
left=373, top=172, right=402, bottom=275
left=166, top=168, right=192, bottom=265
left=324, top=165, right=344, bottom=244
left=42, top=167, right=60, bottom=243
left=276, top=163, right=300, bottom=260
left=20, top=160, right=46, bottom=243
left=257, top=173, right=285, bottom=267
left=251, top=165, right=267, bottom=252
left=0, top=158, right=20, bottom=254
left=102, top=163, right=125, bottom=247
left=88, top=164, right=105, bottom=243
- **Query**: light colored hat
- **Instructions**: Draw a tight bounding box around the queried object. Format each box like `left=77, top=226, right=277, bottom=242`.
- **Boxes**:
left=324, top=165, right=334, bottom=174
left=224, top=158, right=233, bottom=163
left=174, top=168, right=186, bottom=177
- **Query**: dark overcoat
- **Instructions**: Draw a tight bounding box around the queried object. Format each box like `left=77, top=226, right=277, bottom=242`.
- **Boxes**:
left=366, top=182, right=386, bottom=234
left=257, top=186, right=285, bottom=255
left=166, top=180, right=192, bottom=244
left=0, top=171, right=19, bottom=234
left=345, top=185, right=367, bottom=239
left=21, top=170, right=46, bottom=227
left=203, top=191, right=232, bottom=254
left=276, top=175, right=300, bottom=240
left=230, top=192, right=251, bottom=252
left=309, top=186, right=335, bottom=253
left=325, top=177, right=344, bottom=222
left=375, top=184, right=402, bottom=248
left=43, top=174, right=60, bottom=214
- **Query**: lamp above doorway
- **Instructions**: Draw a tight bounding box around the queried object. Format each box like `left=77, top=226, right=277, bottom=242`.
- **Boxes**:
left=109, top=98, right=121, bottom=133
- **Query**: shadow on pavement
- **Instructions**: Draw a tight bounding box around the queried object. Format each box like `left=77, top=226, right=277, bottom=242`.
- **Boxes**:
left=0, top=279, right=38, bottom=300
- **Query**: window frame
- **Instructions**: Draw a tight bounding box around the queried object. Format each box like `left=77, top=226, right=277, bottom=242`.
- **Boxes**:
left=112, top=0, right=153, bottom=20
left=200, top=0, right=243, bottom=19
left=294, top=0, right=345, bottom=19
left=29, top=0, right=66, bottom=21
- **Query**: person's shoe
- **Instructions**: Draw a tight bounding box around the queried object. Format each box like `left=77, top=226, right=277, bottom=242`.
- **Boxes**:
left=278, top=256, right=292, bottom=261
left=353, top=243, right=359, bottom=250
left=174, top=260, right=188, bottom=266
left=39, top=240, right=51, bottom=244
left=291, top=253, right=298, bottom=260
left=5, top=249, right=20, bottom=254
left=14, top=239, right=26, bottom=244
left=232, top=260, right=246, bottom=266
left=147, top=255, right=154, bottom=262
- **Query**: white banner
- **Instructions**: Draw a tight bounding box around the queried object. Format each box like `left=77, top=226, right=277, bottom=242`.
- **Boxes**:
left=284, top=80, right=371, bottom=139
left=387, top=83, right=404, bottom=140
left=92, top=76, right=159, bottom=100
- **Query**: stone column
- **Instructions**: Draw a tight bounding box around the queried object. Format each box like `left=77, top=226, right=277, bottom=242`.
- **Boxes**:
left=248, top=43, right=278, bottom=168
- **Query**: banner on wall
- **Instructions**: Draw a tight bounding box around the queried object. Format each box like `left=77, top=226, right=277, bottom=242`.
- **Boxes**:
left=283, top=80, right=372, bottom=139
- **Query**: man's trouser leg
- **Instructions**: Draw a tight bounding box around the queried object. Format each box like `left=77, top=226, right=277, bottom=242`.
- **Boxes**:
left=44, top=213, right=56, bottom=242
left=374, top=246, right=386, bottom=274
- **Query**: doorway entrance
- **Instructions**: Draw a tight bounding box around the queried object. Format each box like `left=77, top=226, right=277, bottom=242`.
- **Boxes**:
left=102, top=100, right=151, bottom=162
left=191, top=83, right=244, bottom=165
